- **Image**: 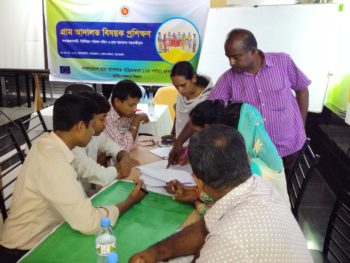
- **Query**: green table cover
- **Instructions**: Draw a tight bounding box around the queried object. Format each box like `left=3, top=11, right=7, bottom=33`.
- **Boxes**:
left=21, top=181, right=193, bottom=263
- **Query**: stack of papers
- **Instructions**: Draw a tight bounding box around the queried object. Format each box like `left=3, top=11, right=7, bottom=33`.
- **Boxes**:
left=149, top=147, right=172, bottom=160
left=137, top=160, right=195, bottom=195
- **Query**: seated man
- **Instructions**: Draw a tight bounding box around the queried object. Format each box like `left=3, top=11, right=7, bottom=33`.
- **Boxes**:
left=104, top=80, right=149, bottom=152
left=71, top=92, right=139, bottom=193
left=0, top=94, right=146, bottom=263
left=130, top=124, right=312, bottom=262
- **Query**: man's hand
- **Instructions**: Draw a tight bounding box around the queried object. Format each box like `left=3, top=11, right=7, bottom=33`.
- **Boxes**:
left=117, top=154, right=140, bottom=179
left=129, top=248, right=157, bottom=263
left=133, top=112, right=150, bottom=125
left=128, top=179, right=147, bottom=204
left=167, top=141, right=183, bottom=167
left=96, top=152, right=111, bottom=167
left=116, top=180, right=147, bottom=216
left=165, top=180, right=197, bottom=204
left=129, top=219, right=208, bottom=262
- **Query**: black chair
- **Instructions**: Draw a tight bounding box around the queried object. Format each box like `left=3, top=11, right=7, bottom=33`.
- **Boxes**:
left=311, top=181, right=350, bottom=263
left=288, top=138, right=320, bottom=219
left=19, top=111, right=48, bottom=149
left=0, top=129, right=25, bottom=221
left=64, top=83, right=95, bottom=94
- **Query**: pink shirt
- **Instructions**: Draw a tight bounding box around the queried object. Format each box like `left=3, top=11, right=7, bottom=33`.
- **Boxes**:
left=208, top=52, right=311, bottom=157
left=104, top=106, right=138, bottom=152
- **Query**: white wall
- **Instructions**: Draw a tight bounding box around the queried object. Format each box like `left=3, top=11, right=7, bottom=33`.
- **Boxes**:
left=198, top=4, right=341, bottom=113
left=0, top=0, right=45, bottom=69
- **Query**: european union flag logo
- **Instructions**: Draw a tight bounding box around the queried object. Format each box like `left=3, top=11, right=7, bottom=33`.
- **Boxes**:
left=60, top=66, right=71, bottom=74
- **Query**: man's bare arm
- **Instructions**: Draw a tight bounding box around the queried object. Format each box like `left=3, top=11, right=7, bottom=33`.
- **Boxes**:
left=295, top=88, right=309, bottom=125
left=129, top=218, right=208, bottom=263
left=167, top=121, right=193, bottom=166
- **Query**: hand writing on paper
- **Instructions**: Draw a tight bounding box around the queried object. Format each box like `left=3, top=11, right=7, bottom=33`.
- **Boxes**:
left=165, top=180, right=197, bottom=204
left=178, top=147, right=189, bottom=166
left=167, top=142, right=183, bottom=168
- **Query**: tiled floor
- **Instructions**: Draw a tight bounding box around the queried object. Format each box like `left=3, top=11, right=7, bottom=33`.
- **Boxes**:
left=298, top=169, right=336, bottom=252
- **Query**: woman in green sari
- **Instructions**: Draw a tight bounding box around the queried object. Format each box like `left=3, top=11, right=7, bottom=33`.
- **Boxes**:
left=166, top=100, right=289, bottom=215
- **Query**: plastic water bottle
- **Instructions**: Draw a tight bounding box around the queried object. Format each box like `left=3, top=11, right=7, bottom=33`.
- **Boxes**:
left=96, top=217, right=116, bottom=263
left=148, top=92, right=155, bottom=116
left=107, top=252, right=119, bottom=263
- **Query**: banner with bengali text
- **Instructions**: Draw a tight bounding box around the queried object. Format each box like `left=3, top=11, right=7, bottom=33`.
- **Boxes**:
left=45, top=0, right=210, bottom=84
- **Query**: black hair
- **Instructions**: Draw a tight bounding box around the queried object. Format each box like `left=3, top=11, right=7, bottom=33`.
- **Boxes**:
left=225, top=28, right=257, bottom=51
left=170, top=61, right=209, bottom=87
left=189, top=124, right=251, bottom=190
left=219, top=101, right=243, bottom=129
left=79, top=92, right=111, bottom=114
left=189, top=100, right=243, bottom=129
left=111, top=79, right=142, bottom=103
left=189, top=100, right=225, bottom=127
left=53, top=94, right=97, bottom=131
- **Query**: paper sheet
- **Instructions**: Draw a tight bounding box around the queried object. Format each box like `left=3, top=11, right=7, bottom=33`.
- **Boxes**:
left=138, top=159, right=193, bottom=174
left=149, top=147, right=172, bottom=159
left=138, top=160, right=196, bottom=195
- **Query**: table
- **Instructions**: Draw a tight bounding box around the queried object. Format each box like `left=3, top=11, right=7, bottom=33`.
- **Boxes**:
left=29, top=104, right=173, bottom=138
left=136, top=104, right=173, bottom=137
left=20, top=141, right=196, bottom=263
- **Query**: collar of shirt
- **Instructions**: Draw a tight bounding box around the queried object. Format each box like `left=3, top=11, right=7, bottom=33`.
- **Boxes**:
left=262, top=51, right=274, bottom=68
left=204, top=176, right=258, bottom=230
left=50, top=132, right=75, bottom=164
left=238, top=50, right=273, bottom=76
left=108, top=104, right=121, bottom=123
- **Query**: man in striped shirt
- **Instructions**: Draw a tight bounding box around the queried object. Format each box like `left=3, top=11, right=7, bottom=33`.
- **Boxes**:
left=208, top=28, right=310, bottom=178
left=104, top=80, right=149, bottom=152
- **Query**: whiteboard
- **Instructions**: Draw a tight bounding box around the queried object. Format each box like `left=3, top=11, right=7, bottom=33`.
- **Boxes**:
left=0, top=0, right=45, bottom=70
left=198, top=4, right=341, bottom=113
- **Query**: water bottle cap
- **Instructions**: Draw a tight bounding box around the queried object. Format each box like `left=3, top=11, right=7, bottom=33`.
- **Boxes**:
left=107, top=252, right=118, bottom=263
left=101, top=217, right=111, bottom=227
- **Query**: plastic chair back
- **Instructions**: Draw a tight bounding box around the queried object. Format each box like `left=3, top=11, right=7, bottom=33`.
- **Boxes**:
left=288, top=138, right=320, bottom=219
left=64, top=83, right=95, bottom=94
left=322, top=181, right=350, bottom=262
left=0, top=129, right=25, bottom=221
left=154, top=86, right=178, bottom=122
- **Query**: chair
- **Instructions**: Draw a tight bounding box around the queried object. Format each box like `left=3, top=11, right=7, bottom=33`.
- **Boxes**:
left=0, top=129, right=25, bottom=221
left=310, top=181, right=350, bottom=263
left=64, top=83, right=95, bottom=94
left=19, top=110, right=48, bottom=149
left=288, top=138, right=320, bottom=219
left=154, top=86, right=178, bottom=122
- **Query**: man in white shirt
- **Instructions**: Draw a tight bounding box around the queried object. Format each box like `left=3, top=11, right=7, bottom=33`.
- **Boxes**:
left=0, top=94, right=146, bottom=263
left=130, top=124, right=312, bottom=263
left=71, top=92, right=139, bottom=190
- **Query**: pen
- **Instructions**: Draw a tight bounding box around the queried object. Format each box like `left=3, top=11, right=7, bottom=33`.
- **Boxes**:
left=183, top=147, right=189, bottom=157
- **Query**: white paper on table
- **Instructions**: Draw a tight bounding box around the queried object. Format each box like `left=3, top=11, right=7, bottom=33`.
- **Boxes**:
left=140, top=174, right=166, bottom=187
left=150, top=147, right=172, bottom=159
left=138, top=160, right=196, bottom=187
left=138, top=160, right=193, bottom=174
left=145, top=186, right=171, bottom=196
left=138, top=173, right=172, bottom=196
